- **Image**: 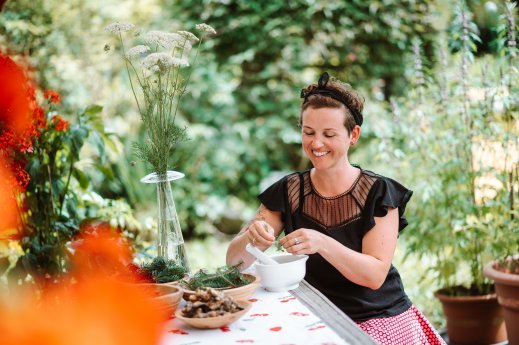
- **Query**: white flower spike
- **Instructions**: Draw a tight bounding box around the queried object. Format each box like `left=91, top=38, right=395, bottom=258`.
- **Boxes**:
left=142, top=53, right=175, bottom=70
left=126, top=45, right=150, bottom=58
left=105, top=22, right=135, bottom=34
left=178, top=31, right=199, bottom=42
left=195, top=23, right=217, bottom=35
left=144, top=31, right=183, bottom=49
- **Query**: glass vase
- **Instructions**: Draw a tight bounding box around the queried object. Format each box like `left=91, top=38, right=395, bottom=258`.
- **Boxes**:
left=141, top=170, right=190, bottom=272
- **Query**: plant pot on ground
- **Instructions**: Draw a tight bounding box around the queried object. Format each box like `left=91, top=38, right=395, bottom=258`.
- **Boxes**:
left=434, top=285, right=507, bottom=345
left=484, top=256, right=519, bottom=345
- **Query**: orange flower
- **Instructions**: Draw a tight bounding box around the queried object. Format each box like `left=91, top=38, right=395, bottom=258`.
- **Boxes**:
left=0, top=157, right=21, bottom=239
left=44, top=90, right=61, bottom=104
left=0, top=228, right=165, bottom=345
left=0, top=54, right=32, bottom=135
left=51, top=115, right=69, bottom=131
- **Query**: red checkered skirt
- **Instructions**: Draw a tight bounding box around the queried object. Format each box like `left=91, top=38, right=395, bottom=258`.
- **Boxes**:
left=355, top=305, right=447, bottom=345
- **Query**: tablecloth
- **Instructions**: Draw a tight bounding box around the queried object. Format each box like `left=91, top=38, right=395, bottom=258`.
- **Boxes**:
left=159, top=286, right=351, bottom=345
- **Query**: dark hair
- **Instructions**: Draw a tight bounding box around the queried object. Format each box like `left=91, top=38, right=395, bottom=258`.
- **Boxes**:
left=300, top=78, right=364, bottom=134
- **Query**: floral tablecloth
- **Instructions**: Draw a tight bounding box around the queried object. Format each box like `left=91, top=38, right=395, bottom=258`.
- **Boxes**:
left=159, top=286, right=351, bottom=345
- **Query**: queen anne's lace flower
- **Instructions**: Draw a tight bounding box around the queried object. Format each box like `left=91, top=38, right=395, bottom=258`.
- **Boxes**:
left=105, top=22, right=135, bottom=34
left=178, top=31, right=199, bottom=42
left=144, top=31, right=182, bottom=49
left=195, top=23, right=216, bottom=35
left=126, top=45, right=150, bottom=58
left=171, top=57, right=189, bottom=67
left=141, top=53, right=175, bottom=70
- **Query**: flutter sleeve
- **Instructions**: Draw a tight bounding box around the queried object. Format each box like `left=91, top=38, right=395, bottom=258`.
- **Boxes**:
left=257, top=175, right=293, bottom=232
left=362, top=176, right=413, bottom=235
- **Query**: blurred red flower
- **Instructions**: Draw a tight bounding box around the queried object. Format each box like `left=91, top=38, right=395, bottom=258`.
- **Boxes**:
left=44, top=89, right=61, bottom=104
left=0, top=54, right=32, bottom=135
left=0, top=226, right=166, bottom=345
left=51, top=115, right=69, bottom=131
left=0, top=156, right=21, bottom=239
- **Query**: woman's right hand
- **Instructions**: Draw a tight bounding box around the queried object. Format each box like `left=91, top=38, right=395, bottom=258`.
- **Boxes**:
left=246, top=219, right=275, bottom=250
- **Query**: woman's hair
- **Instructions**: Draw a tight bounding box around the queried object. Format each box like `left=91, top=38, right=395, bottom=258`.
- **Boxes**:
left=300, top=78, right=364, bottom=134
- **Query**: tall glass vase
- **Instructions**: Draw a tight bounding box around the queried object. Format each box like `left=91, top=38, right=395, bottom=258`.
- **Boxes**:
left=141, top=171, right=190, bottom=272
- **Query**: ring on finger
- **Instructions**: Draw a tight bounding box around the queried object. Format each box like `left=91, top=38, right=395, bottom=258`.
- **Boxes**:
left=294, top=237, right=301, bottom=246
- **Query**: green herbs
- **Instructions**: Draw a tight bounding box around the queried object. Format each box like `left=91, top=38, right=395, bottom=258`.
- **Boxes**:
left=185, top=265, right=252, bottom=290
left=138, top=256, right=187, bottom=283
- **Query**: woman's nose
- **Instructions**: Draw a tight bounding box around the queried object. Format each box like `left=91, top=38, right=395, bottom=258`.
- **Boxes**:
left=311, top=137, right=324, bottom=149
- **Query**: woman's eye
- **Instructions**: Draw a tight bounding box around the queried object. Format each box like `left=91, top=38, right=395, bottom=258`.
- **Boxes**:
left=324, top=133, right=335, bottom=138
left=303, top=131, right=314, bottom=136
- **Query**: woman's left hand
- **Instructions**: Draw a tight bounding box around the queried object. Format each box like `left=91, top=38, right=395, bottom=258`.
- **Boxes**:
left=279, top=228, right=325, bottom=255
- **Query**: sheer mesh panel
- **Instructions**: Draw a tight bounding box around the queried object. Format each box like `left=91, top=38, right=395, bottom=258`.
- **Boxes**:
left=287, top=174, right=300, bottom=213
left=301, top=171, right=378, bottom=228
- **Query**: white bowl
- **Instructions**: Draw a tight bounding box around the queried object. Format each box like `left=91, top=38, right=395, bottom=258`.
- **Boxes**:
left=255, top=254, right=309, bottom=292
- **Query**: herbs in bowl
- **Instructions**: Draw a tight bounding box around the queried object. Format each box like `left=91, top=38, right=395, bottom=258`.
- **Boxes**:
left=181, top=265, right=260, bottom=301
left=175, top=288, right=252, bottom=329
left=131, top=257, right=188, bottom=284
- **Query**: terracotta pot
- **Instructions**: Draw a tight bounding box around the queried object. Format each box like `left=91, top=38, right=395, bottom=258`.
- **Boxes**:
left=435, top=288, right=507, bottom=345
left=484, top=260, right=519, bottom=345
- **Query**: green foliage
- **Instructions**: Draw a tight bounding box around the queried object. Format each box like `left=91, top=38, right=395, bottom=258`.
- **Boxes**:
left=379, top=1, right=518, bottom=294
left=185, top=264, right=251, bottom=290
left=7, top=96, right=122, bottom=289
left=138, top=256, right=187, bottom=283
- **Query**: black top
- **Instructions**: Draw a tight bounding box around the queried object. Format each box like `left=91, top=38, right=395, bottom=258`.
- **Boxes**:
left=258, top=167, right=413, bottom=321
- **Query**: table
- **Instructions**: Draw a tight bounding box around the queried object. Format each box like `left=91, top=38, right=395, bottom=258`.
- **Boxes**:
left=160, top=280, right=378, bottom=345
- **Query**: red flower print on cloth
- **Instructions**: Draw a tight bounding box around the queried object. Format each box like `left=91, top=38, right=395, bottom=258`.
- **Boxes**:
left=220, top=326, right=231, bottom=332
left=250, top=313, right=269, bottom=317
left=289, top=312, right=309, bottom=316
left=269, top=326, right=282, bottom=332
left=309, top=325, right=326, bottom=331
left=168, top=329, right=188, bottom=335
left=248, top=298, right=258, bottom=302
left=280, top=297, right=296, bottom=303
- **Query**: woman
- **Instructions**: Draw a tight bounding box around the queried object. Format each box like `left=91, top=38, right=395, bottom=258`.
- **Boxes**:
left=226, top=72, right=446, bottom=345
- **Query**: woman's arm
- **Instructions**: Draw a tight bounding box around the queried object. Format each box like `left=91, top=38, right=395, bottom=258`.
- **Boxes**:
left=280, top=208, right=399, bottom=290
left=226, top=204, right=284, bottom=269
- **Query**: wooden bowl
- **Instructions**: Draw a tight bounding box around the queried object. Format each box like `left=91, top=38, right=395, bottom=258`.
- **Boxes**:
left=181, top=273, right=260, bottom=301
left=137, top=283, right=183, bottom=316
left=175, top=300, right=252, bottom=329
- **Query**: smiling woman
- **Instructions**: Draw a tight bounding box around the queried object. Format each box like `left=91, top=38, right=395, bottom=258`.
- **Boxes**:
left=226, top=72, right=447, bottom=345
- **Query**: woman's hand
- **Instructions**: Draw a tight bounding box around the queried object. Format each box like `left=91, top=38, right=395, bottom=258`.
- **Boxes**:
left=246, top=219, right=275, bottom=250
left=279, top=228, right=325, bottom=255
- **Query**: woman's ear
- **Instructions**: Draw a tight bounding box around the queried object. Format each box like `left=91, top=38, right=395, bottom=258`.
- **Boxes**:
left=349, top=125, right=361, bottom=145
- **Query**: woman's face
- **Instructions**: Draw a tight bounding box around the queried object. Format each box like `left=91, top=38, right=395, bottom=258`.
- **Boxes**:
left=301, top=106, right=354, bottom=170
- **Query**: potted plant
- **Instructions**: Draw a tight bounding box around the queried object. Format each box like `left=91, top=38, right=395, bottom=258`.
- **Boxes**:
left=483, top=3, right=519, bottom=343
left=380, top=3, right=517, bottom=344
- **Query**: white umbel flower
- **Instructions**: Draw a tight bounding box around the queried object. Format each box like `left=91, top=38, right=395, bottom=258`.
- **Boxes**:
left=105, top=22, right=135, bottom=34
left=195, top=23, right=217, bottom=35
left=126, top=45, right=150, bottom=58
left=142, top=53, right=175, bottom=70
left=171, top=57, right=189, bottom=67
left=178, top=31, right=199, bottom=42
left=144, top=31, right=182, bottom=49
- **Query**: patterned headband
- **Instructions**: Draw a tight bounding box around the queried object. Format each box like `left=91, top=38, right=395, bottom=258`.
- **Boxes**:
left=300, top=72, right=363, bottom=127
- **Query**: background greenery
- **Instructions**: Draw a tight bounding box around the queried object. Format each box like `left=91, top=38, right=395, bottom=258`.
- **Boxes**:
left=1, top=0, right=517, bottom=328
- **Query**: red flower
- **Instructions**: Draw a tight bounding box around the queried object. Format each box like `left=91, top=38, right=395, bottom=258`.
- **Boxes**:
left=51, top=115, right=69, bottom=131
left=0, top=157, right=21, bottom=236
left=0, top=55, right=32, bottom=134
left=43, top=89, right=61, bottom=104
